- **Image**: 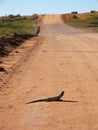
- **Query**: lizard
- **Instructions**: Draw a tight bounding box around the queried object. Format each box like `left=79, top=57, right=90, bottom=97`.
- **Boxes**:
left=26, top=91, right=64, bottom=104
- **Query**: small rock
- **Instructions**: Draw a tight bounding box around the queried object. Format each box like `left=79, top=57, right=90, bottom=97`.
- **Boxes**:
left=0, top=67, right=6, bottom=72
left=15, top=51, right=19, bottom=53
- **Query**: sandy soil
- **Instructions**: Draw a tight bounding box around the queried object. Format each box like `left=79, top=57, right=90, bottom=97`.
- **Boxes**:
left=0, top=14, right=98, bottom=130
left=42, top=14, right=63, bottom=24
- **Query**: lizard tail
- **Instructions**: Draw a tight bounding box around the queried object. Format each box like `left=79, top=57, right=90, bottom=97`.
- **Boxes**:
left=26, top=99, right=45, bottom=104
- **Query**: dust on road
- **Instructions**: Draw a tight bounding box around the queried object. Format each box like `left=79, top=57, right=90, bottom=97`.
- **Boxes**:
left=0, top=14, right=98, bottom=130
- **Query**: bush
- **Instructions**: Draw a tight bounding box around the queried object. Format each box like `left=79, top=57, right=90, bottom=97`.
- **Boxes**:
left=71, top=11, right=78, bottom=14
left=32, top=14, right=38, bottom=20
left=16, top=14, right=21, bottom=17
left=9, top=14, right=15, bottom=18
left=91, top=10, right=96, bottom=13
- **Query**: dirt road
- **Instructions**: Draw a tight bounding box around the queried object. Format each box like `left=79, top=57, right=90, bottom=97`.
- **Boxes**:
left=1, top=15, right=98, bottom=130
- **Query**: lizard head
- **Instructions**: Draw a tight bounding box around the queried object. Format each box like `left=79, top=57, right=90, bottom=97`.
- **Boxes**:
left=60, top=91, right=64, bottom=97
left=61, top=91, right=64, bottom=94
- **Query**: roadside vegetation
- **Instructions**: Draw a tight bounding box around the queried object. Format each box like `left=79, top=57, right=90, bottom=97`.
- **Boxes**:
left=64, top=11, right=98, bottom=32
left=0, top=14, right=37, bottom=36
left=0, top=14, right=39, bottom=57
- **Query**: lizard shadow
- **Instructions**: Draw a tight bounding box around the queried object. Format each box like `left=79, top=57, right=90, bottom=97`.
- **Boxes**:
left=26, top=99, right=78, bottom=104
left=54, top=99, right=78, bottom=103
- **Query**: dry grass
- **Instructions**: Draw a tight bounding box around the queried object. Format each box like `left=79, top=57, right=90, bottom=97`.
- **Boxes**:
left=62, top=12, right=98, bottom=32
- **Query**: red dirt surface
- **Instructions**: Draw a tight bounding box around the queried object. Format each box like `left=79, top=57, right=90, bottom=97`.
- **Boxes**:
left=0, top=14, right=98, bottom=130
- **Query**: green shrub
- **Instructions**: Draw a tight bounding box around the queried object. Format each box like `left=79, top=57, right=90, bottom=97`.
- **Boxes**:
left=9, top=14, right=15, bottom=18
left=90, top=10, right=96, bottom=13
left=71, top=11, right=78, bottom=14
